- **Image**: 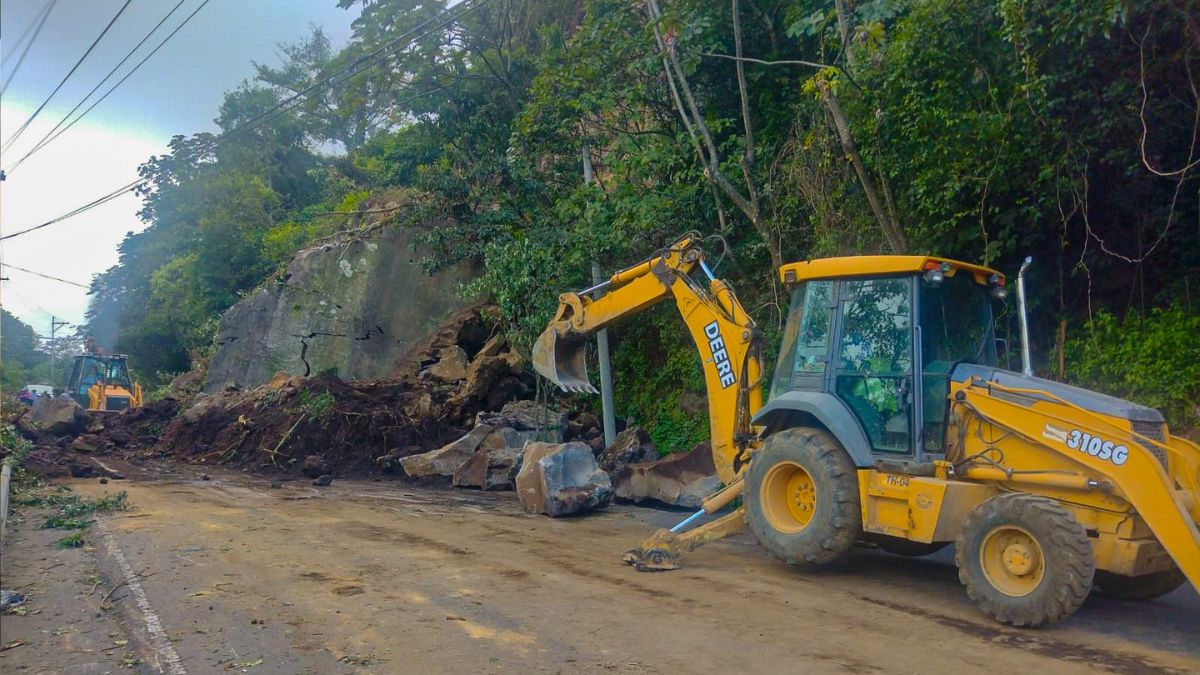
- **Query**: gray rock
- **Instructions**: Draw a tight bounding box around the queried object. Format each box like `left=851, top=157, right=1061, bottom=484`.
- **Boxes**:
left=612, top=441, right=722, bottom=509
left=312, top=474, right=334, bottom=486
left=516, top=442, right=613, bottom=517
left=400, top=424, right=494, bottom=478
left=203, top=227, right=479, bottom=392
left=26, top=396, right=86, bottom=436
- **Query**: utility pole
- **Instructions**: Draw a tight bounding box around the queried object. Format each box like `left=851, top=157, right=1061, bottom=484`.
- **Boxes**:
left=49, top=316, right=69, bottom=389
left=582, top=146, right=617, bottom=448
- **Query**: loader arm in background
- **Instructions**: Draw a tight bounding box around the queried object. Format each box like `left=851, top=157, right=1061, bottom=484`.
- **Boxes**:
left=954, top=378, right=1200, bottom=592
left=533, top=235, right=765, bottom=570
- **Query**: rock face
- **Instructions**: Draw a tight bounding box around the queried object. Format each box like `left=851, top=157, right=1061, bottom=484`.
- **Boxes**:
left=26, top=396, right=86, bottom=436
left=612, top=442, right=722, bottom=509
left=427, top=345, right=469, bottom=382
left=401, top=424, right=495, bottom=478
left=204, top=227, right=478, bottom=392
left=597, top=426, right=658, bottom=474
left=516, top=442, right=613, bottom=517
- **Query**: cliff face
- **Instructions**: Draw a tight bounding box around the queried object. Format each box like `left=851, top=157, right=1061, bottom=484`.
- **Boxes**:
left=204, top=228, right=477, bottom=392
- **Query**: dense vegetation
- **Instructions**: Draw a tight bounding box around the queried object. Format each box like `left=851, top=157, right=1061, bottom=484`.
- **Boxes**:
left=0, top=309, right=73, bottom=390
left=86, top=0, right=1200, bottom=447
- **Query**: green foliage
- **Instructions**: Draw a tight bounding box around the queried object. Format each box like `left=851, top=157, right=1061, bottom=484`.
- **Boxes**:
left=82, top=0, right=1199, bottom=442
left=1065, top=306, right=1200, bottom=432
left=611, top=308, right=711, bottom=453
left=288, top=389, right=337, bottom=419
left=56, top=532, right=85, bottom=549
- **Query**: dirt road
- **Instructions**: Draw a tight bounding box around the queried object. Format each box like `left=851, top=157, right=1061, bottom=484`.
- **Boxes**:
left=4, top=463, right=1197, bottom=674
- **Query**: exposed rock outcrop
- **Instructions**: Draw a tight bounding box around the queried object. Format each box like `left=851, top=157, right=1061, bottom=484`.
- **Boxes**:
left=204, top=227, right=478, bottom=392
left=516, top=442, right=613, bottom=517
left=612, top=442, right=722, bottom=509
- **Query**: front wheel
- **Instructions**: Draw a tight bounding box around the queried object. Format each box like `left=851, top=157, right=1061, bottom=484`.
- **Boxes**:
left=955, top=493, right=1094, bottom=627
left=744, top=427, right=861, bottom=566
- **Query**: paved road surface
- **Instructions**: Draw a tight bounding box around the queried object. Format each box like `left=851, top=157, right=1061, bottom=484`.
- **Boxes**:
left=3, top=463, right=1197, bottom=674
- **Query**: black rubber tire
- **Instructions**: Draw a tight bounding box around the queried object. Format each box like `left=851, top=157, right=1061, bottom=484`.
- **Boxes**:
left=955, top=493, right=1095, bottom=627
left=1094, top=568, right=1187, bottom=601
left=744, top=427, right=861, bottom=566
left=872, top=536, right=949, bottom=557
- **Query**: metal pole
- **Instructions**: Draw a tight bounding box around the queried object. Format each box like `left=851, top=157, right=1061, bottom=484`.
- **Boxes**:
left=582, top=146, right=617, bottom=448
left=1016, top=257, right=1034, bottom=377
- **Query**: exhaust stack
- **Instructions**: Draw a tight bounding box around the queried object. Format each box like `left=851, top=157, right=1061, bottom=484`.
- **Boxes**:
left=1016, top=256, right=1033, bottom=377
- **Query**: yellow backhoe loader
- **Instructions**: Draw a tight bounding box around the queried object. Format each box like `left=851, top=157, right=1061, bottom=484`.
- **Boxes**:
left=533, top=233, right=1200, bottom=627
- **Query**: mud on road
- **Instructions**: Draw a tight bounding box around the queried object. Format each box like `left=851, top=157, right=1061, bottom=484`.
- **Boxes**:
left=4, top=463, right=1197, bottom=674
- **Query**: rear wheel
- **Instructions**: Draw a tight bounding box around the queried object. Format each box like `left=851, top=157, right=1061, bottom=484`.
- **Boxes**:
left=744, top=427, right=861, bottom=566
left=1095, top=568, right=1186, bottom=601
left=956, top=493, right=1094, bottom=627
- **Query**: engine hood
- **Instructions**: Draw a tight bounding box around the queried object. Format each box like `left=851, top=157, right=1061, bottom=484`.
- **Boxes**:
left=950, top=364, right=1164, bottom=424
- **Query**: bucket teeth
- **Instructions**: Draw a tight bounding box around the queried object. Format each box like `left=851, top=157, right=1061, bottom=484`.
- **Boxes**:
left=532, top=322, right=596, bottom=393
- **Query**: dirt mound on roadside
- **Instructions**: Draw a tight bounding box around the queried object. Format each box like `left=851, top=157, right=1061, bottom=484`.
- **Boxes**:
left=161, top=373, right=464, bottom=475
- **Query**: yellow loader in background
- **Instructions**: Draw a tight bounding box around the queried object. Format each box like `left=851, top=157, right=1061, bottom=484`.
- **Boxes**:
left=533, top=233, right=1200, bottom=627
left=66, top=346, right=143, bottom=413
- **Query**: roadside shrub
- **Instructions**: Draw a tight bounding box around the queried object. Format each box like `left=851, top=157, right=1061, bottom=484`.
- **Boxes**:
left=1064, top=305, right=1200, bottom=435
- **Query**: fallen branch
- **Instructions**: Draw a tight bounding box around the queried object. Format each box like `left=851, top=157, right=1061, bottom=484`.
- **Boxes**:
left=101, top=571, right=156, bottom=609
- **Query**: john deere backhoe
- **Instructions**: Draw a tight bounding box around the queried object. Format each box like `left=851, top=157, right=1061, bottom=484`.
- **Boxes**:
left=533, top=234, right=1200, bottom=627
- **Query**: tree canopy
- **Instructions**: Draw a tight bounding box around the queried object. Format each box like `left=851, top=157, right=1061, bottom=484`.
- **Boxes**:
left=86, top=0, right=1200, bottom=444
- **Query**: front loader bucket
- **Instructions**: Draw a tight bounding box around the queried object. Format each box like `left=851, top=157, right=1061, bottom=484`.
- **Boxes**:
left=532, top=322, right=597, bottom=394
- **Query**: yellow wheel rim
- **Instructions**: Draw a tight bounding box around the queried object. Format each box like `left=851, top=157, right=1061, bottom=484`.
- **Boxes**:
left=760, top=461, right=817, bottom=534
left=979, top=525, right=1045, bottom=597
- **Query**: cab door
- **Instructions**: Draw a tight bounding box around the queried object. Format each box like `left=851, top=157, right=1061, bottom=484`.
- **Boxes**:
left=831, top=277, right=915, bottom=456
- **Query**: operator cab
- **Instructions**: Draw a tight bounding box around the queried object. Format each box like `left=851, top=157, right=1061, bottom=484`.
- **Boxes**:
left=67, top=354, right=135, bottom=409
left=766, top=256, right=1006, bottom=462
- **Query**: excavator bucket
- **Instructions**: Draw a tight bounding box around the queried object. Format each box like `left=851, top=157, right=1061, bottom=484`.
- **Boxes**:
left=532, top=322, right=597, bottom=394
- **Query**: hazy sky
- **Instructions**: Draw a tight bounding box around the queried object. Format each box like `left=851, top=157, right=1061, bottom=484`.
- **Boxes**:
left=0, top=0, right=361, bottom=335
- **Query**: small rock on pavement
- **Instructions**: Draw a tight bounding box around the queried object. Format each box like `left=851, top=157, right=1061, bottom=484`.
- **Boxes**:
left=200, top=473, right=212, bottom=481
left=270, top=480, right=283, bottom=489
left=99, top=477, right=109, bottom=484
left=516, top=442, right=613, bottom=517
left=312, top=474, right=334, bottom=486
left=612, top=441, right=722, bottom=509
left=597, top=426, right=658, bottom=474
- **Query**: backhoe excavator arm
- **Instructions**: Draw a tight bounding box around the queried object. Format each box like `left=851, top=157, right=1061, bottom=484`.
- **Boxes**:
left=533, top=235, right=765, bottom=570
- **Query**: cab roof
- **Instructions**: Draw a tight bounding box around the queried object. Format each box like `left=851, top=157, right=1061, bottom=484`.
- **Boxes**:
left=778, top=255, right=1003, bottom=286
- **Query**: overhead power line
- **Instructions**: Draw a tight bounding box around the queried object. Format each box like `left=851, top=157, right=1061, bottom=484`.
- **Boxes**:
left=6, top=0, right=193, bottom=173
left=0, top=0, right=491, bottom=242
left=2, top=262, right=90, bottom=289
left=1, top=0, right=133, bottom=153
left=0, top=0, right=58, bottom=96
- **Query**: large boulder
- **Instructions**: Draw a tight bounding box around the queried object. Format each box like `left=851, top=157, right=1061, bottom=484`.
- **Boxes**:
left=401, top=424, right=494, bottom=478
left=453, top=443, right=525, bottom=491
left=203, top=225, right=478, bottom=392
left=26, top=396, right=86, bottom=436
left=612, top=442, right=722, bottom=509
left=516, top=442, right=613, bottom=517
left=597, top=426, right=658, bottom=474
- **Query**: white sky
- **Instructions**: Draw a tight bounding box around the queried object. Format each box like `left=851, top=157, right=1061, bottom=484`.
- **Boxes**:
left=0, top=0, right=360, bottom=334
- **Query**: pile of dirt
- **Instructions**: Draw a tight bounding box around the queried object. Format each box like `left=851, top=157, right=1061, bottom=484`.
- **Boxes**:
left=13, top=398, right=180, bottom=479
left=155, top=306, right=540, bottom=476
